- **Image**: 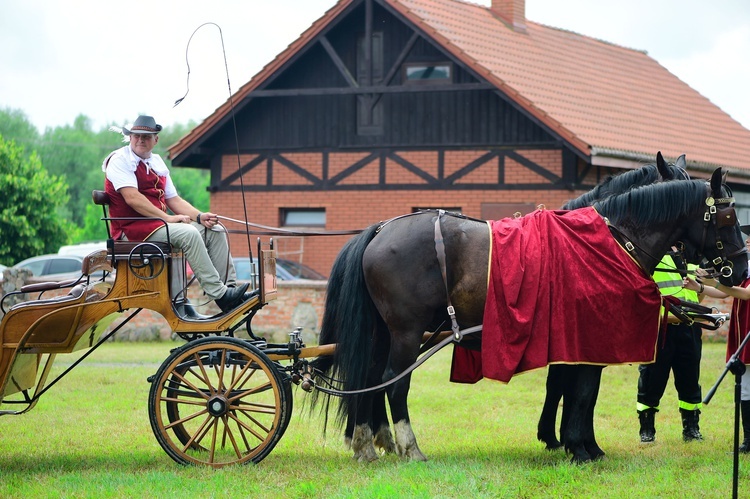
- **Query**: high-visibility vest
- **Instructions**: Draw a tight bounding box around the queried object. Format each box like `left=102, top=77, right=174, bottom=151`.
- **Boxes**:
left=652, top=254, right=699, bottom=304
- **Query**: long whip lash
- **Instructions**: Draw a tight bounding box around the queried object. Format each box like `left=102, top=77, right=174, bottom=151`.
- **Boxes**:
left=175, top=22, right=255, bottom=282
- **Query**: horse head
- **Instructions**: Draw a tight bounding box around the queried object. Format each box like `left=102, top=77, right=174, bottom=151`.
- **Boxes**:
left=595, top=167, right=748, bottom=285
left=653, top=167, right=747, bottom=286
left=695, top=168, right=748, bottom=285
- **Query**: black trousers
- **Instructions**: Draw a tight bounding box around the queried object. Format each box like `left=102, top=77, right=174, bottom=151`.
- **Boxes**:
left=637, top=322, right=703, bottom=409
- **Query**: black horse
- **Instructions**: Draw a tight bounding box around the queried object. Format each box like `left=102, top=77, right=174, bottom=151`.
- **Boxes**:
left=311, top=167, right=747, bottom=464
left=536, top=153, right=691, bottom=456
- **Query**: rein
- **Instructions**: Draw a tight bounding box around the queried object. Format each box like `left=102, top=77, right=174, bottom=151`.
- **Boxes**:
left=217, top=215, right=363, bottom=236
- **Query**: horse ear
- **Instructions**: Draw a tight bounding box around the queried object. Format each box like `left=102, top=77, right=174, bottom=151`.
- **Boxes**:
left=656, top=151, right=671, bottom=179
left=675, top=154, right=686, bottom=170
left=710, top=168, right=723, bottom=194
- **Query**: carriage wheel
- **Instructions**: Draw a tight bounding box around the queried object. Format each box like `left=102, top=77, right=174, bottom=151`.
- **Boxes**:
left=163, top=348, right=295, bottom=451
left=127, top=242, right=166, bottom=280
left=148, top=336, right=291, bottom=468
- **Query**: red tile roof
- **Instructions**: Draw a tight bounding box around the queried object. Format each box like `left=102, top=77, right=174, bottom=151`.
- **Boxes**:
left=169, top=0, right=750, bottom=176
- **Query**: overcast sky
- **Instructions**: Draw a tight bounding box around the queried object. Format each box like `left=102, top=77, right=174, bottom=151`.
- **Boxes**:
left=1, top=0, right=748, bottom=133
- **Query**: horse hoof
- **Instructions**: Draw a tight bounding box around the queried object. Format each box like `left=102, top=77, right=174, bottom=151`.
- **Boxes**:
left=353, top=446, right=380, bottom=463
left=373, top=426, right=397, bottom=455
left=543, top=440, right=563, bottom=451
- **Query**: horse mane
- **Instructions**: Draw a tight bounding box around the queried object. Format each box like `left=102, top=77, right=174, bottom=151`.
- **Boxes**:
left=563, top=163, right=672, bottom=210
left=594, top=179, right=708, bottom=226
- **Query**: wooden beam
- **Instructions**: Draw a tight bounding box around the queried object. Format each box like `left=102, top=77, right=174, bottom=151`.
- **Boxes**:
left=247, top=82, right=494, bottom=97
left=319, top=36, right=358, bottom=88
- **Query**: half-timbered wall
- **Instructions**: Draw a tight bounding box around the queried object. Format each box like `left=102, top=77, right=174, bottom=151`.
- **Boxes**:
left=214, top=147, right=604, bottom=275
left=191, top=0, right=607, bottom=275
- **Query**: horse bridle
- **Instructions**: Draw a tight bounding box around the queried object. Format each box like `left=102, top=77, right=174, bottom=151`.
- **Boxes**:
left=699, top=189, right=746, bottom=278
left=610, top=184, right=746, bottom=279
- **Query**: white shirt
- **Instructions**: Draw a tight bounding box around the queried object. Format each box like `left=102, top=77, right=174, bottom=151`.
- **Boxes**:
left=102, top=145, right=178, bottom=199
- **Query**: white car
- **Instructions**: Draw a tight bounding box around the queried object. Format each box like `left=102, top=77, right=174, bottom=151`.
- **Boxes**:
left=14, top=254, right=85, bottom=281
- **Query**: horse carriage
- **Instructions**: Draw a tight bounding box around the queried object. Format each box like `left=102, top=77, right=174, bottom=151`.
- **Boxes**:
left=0, top=158, right=747, bottom=468
left=0, top=190, right=332, bottom=468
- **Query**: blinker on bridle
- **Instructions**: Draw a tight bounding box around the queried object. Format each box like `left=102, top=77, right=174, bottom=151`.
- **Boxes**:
left=701, top=189, right=746, bottom=278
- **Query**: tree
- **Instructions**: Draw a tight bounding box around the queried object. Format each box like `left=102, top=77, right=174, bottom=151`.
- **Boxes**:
left=0, top=134, right=73, bottom=265
left=38, top=115, right=122, bottom=226
left=0, top=108, right=40, bottom=146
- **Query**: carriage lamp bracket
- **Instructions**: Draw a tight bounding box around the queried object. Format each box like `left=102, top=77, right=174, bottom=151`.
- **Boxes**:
left=288, top=327, right=305, bottom=358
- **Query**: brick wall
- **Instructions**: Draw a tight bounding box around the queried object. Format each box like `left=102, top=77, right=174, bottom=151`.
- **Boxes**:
left=215, top=148, right=587, bottom=277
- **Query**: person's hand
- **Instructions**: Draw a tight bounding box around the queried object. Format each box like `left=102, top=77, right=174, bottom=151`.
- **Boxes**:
left=695, top=267, right=718, bottom=288
left=168, top=214, right=191, bottom=224
left=201, top=212, right=219, bottom=229
left=683, top=276, right=701, bottom=292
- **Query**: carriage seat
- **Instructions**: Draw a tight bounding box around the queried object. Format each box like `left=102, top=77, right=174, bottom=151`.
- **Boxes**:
left=9, top=283, right=87, bottom=311
left=92, top=190, right=174, bottom=259
left=18, top=250, right=113, bottom=295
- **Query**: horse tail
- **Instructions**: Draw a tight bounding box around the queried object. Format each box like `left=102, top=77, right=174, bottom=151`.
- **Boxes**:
left=309, top=224, right=381, bottom=426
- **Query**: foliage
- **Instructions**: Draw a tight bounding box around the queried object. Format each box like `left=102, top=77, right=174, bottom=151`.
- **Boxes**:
left=0, top=107, right=40, bottom=144
left=0, top=134, right=73, bottom=265
left=37, top=115, right=124, bottom=226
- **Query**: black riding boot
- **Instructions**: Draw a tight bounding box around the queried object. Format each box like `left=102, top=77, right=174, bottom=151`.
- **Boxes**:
left=740, top=400, right=750, bottom=453
left=638, top=409, right=657, bottom=443
left=680, top=409, right=703, bottom=442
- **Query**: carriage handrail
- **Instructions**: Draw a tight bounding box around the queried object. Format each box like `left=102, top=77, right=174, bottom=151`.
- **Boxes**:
left=0, top=250, right=112, bottom=314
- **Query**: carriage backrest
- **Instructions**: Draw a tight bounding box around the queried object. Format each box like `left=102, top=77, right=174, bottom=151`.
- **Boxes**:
left=91, top=190, right=173, bottom=258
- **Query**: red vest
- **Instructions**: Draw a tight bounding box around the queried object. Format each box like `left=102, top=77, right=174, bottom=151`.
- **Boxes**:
left=104, top=160, right=168, bottom=241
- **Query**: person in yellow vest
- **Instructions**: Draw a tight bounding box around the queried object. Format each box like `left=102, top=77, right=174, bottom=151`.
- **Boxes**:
left=637, top=249, right=704, bottom=443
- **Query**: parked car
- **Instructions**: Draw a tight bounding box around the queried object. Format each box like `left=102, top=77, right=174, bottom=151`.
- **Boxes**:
left=58, top=241, right=107, bottom=258
left=14, top=254, right=85, bottom=281
left=233, top=257, right=326, bottom=282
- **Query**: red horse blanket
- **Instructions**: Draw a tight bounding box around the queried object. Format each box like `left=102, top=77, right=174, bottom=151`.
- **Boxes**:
left=450, top=207, right=663, bottom=383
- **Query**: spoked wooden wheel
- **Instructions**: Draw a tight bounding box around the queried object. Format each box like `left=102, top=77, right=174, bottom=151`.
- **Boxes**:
left=148, top=336, right=291, bottom=468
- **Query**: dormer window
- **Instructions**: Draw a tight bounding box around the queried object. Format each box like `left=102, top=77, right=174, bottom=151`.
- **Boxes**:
left=403, top=62, right=452, bottom=85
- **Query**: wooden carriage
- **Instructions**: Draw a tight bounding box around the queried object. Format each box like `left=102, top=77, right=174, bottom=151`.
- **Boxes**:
left=0, top=190, right=330, bottom=467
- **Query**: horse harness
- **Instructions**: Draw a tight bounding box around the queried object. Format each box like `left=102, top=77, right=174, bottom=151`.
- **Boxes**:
left=607, top=184, right=746, bottom=280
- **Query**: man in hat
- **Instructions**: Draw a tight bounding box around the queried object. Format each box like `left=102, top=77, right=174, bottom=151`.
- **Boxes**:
left=102, top=115, right=250, bottom=314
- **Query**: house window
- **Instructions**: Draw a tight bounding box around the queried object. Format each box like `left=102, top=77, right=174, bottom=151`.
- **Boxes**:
left=403, top=62, right=452, bottom=85
left=281, top=208, right=326, bottom=227
left=357, top=32, right=384, bottom=136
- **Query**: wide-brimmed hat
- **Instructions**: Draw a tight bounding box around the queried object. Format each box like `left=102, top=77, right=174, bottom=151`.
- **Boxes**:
left=122, top=115, right=162, bottom=135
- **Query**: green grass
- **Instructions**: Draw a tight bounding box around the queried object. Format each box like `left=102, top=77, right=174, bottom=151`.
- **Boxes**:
left=0, top=341, right=747, bottom=498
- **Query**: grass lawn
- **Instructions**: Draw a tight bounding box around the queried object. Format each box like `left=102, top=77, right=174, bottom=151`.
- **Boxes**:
left=0, top=340, right=747, bottom=498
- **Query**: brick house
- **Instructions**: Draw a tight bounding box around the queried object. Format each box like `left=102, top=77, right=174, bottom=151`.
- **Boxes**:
left=168, top=0, right=750, bottom=277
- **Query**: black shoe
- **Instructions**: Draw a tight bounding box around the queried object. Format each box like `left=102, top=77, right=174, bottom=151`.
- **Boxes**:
left=638, top=409, right=657, bottom=443
left=680, top=409, right=703, bottom=442
left=215, top=282, right=250, bottom=312
left=175, top=300, right=211, bottom=320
